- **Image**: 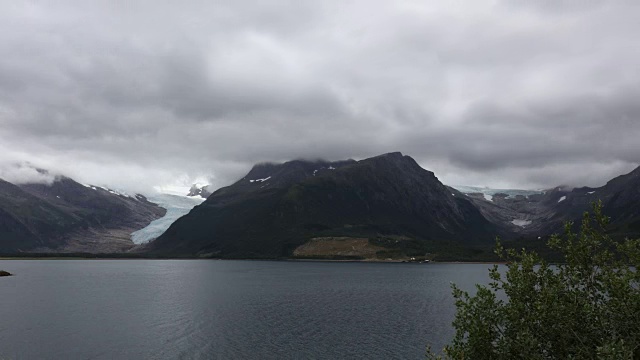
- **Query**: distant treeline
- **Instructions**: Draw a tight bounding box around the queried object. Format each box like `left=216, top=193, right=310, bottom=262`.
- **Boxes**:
left=0, top=237, right=565, bottom=262
left=0, top=252, right=178, bottom=259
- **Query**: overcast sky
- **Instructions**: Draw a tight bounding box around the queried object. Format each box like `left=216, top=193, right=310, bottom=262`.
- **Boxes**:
left=1, top=0, right=638, bottom=193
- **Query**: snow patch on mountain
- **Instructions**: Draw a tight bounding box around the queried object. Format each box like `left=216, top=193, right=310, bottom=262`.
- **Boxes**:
left=81, top=183, right=133, bottom=198
left=511, top=219, right=532, bottom=227
left=250, top=176, right=271, bottom=183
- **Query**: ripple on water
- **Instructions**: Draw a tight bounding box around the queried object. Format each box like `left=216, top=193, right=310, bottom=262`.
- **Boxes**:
left=0, top=260, right=494, bottom=359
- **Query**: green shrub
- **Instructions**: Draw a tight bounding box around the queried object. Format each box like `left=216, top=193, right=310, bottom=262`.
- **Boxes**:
left=429, top=201, right=640, bottom=359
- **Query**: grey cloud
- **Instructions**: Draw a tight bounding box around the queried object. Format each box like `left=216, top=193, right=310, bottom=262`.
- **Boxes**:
left=0, top=162, right=57, bottom=185
left=0, top=0, right=639, bottom=193
left=399, top=84, right=640, bottom=173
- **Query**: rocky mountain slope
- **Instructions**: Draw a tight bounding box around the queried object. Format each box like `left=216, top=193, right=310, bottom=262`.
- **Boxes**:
left=147, top=153, right=497, bottom=258
left=187, top=184, right=212, bottom=198
left=457, top=165, right=640, bottom=239
left=0, top=175, right=166, bottom=253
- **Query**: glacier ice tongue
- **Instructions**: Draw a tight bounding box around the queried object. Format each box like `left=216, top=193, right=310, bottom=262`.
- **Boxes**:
left=130, top=193, right=205, bottom=244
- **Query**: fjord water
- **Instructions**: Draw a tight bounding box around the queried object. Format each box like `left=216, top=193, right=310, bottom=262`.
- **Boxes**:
left=0, top=260, right=492, bottom=359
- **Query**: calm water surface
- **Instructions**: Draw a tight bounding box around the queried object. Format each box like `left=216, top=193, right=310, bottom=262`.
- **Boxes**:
left=0, top=260, right=493, bottom=359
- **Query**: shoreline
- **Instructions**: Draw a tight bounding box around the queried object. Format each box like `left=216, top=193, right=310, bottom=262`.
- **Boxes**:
left=0, top=256, right=506, bottom=264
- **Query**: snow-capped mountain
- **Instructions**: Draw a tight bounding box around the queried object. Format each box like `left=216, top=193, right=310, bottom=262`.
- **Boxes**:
left=0, top=174, right=166, bottom=253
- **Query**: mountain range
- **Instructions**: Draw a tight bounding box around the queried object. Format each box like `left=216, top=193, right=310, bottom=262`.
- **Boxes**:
left=1, top=153, right=638, bottom=260
left=457, top=165, right=640, bottom=239
left=0, top=174, right=165, bottom=253
left=145, top=153, right=499, bottom=258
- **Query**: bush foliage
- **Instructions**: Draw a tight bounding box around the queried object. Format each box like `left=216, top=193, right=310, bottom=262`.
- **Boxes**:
left=430, top=201, right=640, bottom=359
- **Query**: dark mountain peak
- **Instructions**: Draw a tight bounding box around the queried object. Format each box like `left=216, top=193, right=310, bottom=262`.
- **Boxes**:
left=364, top=151, right=415, bottom=165
left=225, top=158, right=357, bottom=194
left=605, top=163, right=640, bottom=188
left=378, top=151, right=404, bottom=158
left=150, top=152, right=496, bottom=258
left=187, top=184, right=211, bottom=198
left=362, top=152, right=408, bottom=166
left=212, top=153, right=438, bottom=201
left=357, top=152, right=437, bottom=181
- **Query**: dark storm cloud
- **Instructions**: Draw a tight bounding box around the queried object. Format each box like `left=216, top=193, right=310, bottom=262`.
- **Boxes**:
left=0, top=0, right=638, bottom=192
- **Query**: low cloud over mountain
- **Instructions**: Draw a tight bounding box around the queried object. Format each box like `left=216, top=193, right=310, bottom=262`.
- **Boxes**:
left=1, top=1, right=639, bottom=192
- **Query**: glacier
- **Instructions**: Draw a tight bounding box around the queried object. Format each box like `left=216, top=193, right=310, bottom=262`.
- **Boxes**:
left=131, top=193, right=205, bottom=244
left=451, top=185, right=543, bottom=199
